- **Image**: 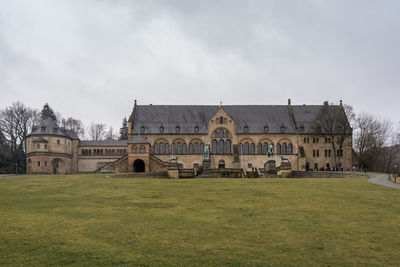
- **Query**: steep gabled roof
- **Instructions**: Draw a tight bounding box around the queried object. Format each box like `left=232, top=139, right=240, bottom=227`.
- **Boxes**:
left=129, top=104, right=349, bottom=135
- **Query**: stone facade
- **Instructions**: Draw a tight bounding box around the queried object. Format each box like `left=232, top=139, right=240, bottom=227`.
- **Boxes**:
left=26, top=101, right=353, bottom=174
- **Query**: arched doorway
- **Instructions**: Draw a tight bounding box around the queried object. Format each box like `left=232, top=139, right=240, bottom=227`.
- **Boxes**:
left=218, top=159, right=225, bottom=169
left=133, top=159, right=145, bottom=172
left=305, top=162, right=310, bottom=171
left=51, top=158, right=66, bottom=174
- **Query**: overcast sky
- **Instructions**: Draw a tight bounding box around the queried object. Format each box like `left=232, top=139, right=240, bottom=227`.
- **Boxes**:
left=1, top=0, right=399, bottom=133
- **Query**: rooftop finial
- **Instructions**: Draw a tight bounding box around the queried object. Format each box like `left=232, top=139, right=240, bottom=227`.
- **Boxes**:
left=219, top=101, right=222, bottom=108
left=134, top=99, right=137, bottom=108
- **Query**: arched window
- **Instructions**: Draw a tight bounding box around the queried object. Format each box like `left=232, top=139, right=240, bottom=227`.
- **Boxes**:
left=182, top=143, right=187, bottom=154
left=257, top=144, right=262, bottom=155
left=226, top=139, right=231, bottom=154
left=154, top=143, right=159, bottom=154
left=165, top=143, right=169, bottom=154
left=159, top=142, right=164, bottom=154
left=263, top=142, right=268, bottom=155
left=250, top=143, right=255, bottom=155
left=219, top=140, right=224, bottom=154
left=225, top=131, right=229, bottom=138
left=244, top=142, right=249, bottom=155
left=194, top=142, right=199, bottom=154
left=111, top=149, right=115, bottom=155
left=214, top=131, right=218, bottom=138
left=220, top=116, right=224, bottom=124
left=288, top=144, right=293, bottom=154
left=239, top=143, right=243, bottom=154
left=276, top=144, right=281, bottom=155
left=282, top=142, right=287, bottom=155
left=172, top=143, right=176, bottom=155
left=219, top=129, right=224, bottom=138
left=200, top=143, right=204, bottom=153
left=189, top=143, right=193, bottom=154
left=212, top=139, right=217, bottom=154
left=139, top=146, right=146, bottom=153
left=177, top=143, right=181, bottom=155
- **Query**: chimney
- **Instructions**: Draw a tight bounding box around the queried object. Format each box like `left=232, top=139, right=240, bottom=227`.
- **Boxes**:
left=324, top=101, right=328, bottom=106
left=288, top=99, right=291, bottom=105
left=134, top=99, right=137, bottom=108
left=340, top=100, right=343, bottom=106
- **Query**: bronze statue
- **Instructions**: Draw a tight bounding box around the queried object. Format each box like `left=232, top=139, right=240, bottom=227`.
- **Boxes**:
left=267, top=143, right=274, bottom=160
left=281, top=155, right=290, bottom=162
left=204, top=144, right=210, bottom=160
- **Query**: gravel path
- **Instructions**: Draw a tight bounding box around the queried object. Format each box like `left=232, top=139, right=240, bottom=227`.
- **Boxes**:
left=368, top=173, right=400, bottom=189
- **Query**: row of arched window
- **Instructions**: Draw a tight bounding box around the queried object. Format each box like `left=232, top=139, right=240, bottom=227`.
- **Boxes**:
left=211, top=139, right=232, bottom=154
left=131, top=146, right=146, bottom=153
left=81, top=148, right=127, bottom=156
left=154, top=142, right=205, bottom=155
left=239, top=142, right=293, bottom=155
left=214, top=129, right=229, bottom=138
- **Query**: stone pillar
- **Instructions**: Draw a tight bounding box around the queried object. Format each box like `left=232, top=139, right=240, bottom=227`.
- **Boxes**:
left=203, top=159, right=211, bottom=171
left=168, top=161, right=179, bottom=179
left=264, top=159, right=277, bottom=175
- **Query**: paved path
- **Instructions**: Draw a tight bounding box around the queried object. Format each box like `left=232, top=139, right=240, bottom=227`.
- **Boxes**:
left=368, top=173, right=400, bottom=189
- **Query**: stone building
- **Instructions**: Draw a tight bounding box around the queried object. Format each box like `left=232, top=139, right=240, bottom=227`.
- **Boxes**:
left=26, top=100, right=353, bottom=174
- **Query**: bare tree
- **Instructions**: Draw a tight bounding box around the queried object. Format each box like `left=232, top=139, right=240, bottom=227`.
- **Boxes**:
left=105, top=126, right=117, bottom=140
left=354, top=112, right=392, bottom=170
left=0, top=102, right=39, bottom=172
left=88, top=122, right=106, bottom=141
left=312, top=102, right=352, bottom=168
left=61, top=117, right=85, bottom=138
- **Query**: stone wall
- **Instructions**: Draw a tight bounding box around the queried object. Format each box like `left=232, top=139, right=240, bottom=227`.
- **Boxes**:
left=291, top=171, right=365, bottom=178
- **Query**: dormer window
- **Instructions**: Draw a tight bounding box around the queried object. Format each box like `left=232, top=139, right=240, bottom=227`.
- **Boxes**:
left=41, top=126, right=46, bottom=132
left=159, top=126, right=164, bottom=133
left=281, top=124, right=285, bottom=133
left=175, top=126, right=180, bottom=132
left=244, top=125, right=248, bottom=132
left=264, top=124, right=269, bottom=133
left=194, top=126, right=199, bottom=133
left=317, top=124, right=322, bottom=132
left=140, top=126, right=145, bottom=133
left=53, top=127, right=58, bottom=133
left=300, top=124, right=305, bottom=131
left=32, top=126, right=37, bottom=132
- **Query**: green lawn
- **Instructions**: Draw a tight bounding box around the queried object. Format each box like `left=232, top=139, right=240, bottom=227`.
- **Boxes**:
left=0, top=175, right=399, bottom=266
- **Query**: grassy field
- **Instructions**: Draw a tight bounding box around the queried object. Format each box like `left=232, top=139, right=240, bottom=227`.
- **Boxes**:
left=0, top=175, right=399, bottom=266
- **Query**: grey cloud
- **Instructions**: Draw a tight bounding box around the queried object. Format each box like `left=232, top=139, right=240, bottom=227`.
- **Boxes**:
left=0, top=0, right=399, bottom=131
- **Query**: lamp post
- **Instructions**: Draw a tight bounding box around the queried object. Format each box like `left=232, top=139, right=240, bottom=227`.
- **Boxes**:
left=15, top=162, right=18, bottom=175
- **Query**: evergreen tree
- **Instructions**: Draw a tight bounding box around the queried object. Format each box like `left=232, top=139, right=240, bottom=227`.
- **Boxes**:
left=41, top=103, right=57, bottom=121
left=119, top=117, right=128, bottom=140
